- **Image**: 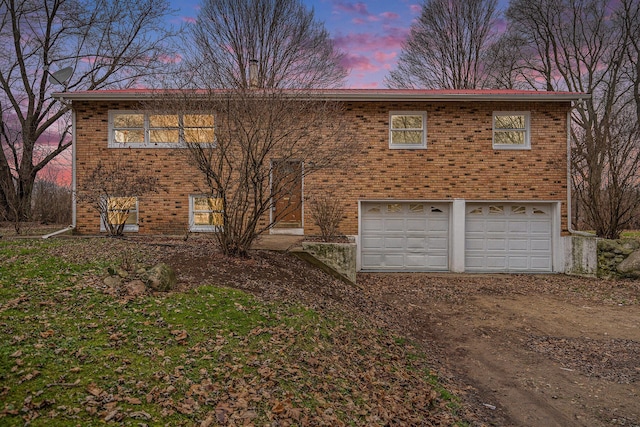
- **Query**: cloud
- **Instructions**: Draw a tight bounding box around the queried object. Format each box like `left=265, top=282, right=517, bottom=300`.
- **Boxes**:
left=340, top=54, right=379, bottom=72
left=332, top=1, right=371, bottom=16
left=409, top=4, right=422, bottom=14
left=333, top=31, right=407, bottom=52
left=373, top=51, right=397, bottom=63
left=380, top=11, right=399, bottom=20
left=182, top=16, right=197, bottom=24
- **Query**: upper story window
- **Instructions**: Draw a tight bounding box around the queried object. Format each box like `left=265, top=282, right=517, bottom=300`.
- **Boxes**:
left=493, top=112, right=530, bottom=149
left=109, top=111, right=215, bottom=148
left=389, top=112, right=427, bottom=149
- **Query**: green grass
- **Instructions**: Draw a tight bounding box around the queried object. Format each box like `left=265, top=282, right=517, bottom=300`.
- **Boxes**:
left=621, top=230, right=640, bottom=239
left=0, top=238, right=464, bottom=426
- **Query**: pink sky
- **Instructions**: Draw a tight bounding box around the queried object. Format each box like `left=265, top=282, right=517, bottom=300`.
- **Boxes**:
left=170, top=0, right=422, bottom=88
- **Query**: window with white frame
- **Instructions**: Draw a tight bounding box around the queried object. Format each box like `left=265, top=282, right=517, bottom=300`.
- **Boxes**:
left=493, top=112, right=530, bottom=149
left=101, top=196, right=138, bottom=233
left=189, top=195, right=223, bottom=232
left=389, top=112, right=427, bottom=149
left=109, top=111, right=215, bottom=147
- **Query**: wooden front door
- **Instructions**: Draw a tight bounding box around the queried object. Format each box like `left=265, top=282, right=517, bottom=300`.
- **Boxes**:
left=272, top=160, right=303, bottom=229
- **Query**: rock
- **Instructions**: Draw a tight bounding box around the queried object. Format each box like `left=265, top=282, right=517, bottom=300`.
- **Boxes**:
left=145, top=263, right=177, bottom=292
left=125, top=280, right=146, bottom=296
left=117, top=268, right=129, bottom=278
left=103, top=276, right=122, bottom=288
left=617, top=250, right=640, bottom=278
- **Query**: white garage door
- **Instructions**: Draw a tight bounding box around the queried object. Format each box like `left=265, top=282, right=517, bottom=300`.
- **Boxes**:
left=465, top=203, right=552, bottom=272
left=361, top=202, right=449, bottom=271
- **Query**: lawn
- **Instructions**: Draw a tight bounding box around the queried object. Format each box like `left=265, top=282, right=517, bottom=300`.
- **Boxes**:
left=0, top=238, right=464, bottom=426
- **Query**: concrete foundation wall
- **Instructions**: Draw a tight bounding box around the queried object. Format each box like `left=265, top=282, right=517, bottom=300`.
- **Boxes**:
left=302, top=242, right=357, bottom=284
left=563, top=236, right=598, bottom=277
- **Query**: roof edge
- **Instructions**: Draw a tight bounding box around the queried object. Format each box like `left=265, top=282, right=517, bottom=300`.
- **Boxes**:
left=53, top=88, right=589, bottom=103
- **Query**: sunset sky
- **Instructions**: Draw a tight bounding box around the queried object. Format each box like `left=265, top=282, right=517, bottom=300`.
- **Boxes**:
left=169, top=0, right=425, bottom=88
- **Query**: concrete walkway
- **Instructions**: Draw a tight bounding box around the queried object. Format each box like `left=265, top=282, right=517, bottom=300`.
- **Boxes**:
left=251, top=234, right=304, bottom=251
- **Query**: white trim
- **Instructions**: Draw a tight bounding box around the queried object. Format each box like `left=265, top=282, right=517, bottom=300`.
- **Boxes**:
left=71, top=109, right=77, bottom=228
left=492, top=111, right=531, bottom=150
left=450, top=199, right=466, bottom=272
left=389, top=111, right=427, bottom=149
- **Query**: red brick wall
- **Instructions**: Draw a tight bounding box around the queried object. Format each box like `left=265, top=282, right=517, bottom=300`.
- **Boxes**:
left=304, top=101, right=569, bottom=236
left=73, top=99, right=569, bottom=235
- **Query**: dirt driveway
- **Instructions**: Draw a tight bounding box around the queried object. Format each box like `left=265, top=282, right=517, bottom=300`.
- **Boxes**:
left=358, top=274, right=640, bottom=427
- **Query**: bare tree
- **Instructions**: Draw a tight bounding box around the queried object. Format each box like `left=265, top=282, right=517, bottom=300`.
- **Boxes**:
left=157, top=0, right=352, bottom=256
left=502, top=0, right=640, bottom=238
left=182, top=0, right=346, bottom=89
left=0, top=0, right=178, bottom=224
left=307, top=192, right=345, bottom=242
left=386, top=0, right=500, bottom=89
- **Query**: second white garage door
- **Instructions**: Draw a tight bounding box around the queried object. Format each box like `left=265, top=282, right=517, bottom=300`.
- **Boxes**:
left=361, top=202, right=449, bottom=271
left=465, top=203, right=553, bottom=272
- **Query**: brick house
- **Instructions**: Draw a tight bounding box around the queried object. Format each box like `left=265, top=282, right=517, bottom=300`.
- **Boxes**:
left=57, top=88, right=587, bottom=273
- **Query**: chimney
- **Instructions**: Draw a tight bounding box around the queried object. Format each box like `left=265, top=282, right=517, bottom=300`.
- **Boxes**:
left=249, top=59, right=258, bottom=89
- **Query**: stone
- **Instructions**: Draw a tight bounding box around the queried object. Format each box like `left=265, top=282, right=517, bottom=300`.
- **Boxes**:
left=125, top=280, right=146, bottom=296
left=617, top=250, right=640, bottom=278
left=117, top=268, right=129, bottom=278
left=145, top=263, right=177, bottom=292
left=103, top=276, right=122, bottom=289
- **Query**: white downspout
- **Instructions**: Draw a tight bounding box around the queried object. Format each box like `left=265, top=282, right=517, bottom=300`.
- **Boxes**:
left=566, top=106, right=595, bottom=237
left=43, top=103, right=76, bottom=239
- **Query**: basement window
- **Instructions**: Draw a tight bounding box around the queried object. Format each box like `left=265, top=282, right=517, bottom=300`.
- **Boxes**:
left=189, top=195, right=224, bottom=232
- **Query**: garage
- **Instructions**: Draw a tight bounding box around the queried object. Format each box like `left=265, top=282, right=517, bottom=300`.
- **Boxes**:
left=465, top=203, right=553, bottom=272
left=360, top=202, right=450, bottom=271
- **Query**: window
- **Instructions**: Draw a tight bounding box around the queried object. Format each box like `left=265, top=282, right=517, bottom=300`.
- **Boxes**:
left=101, top=196, right=138, bottom=232
left=493, top=112, right=530, bottom=149
left=189, top=195, right=223, bottom=232
left=109, top=111, right=215, bottom=148
left=389, top=112, right=427, bottom=149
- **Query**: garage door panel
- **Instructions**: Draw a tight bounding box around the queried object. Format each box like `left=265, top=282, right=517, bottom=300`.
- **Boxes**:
left=508, top=239, right=529, bottom=251
left=485, top=256, right=507, bottom=269
left=530, top=239, right=551, bottom=251
left=430, top=218, right=449, bottom=232
left=384, top=237, right=405, bottom=250
left=530, top=257, right=552, bottom=269
left=405, top=254, right=427, bottom=266
left=485, top=220, right=507, bottom=232
left=385, top=219, right=405, bottom=232
left=428, top=237, right=449, bottom=250
left=383, top=254, right=405, bottom=268
left=428, top=255, right=449, bottom=268
left=486, top=238, right=507, bottom=251
left=406, top=218, right=427, bottom=231
left=361, top=202, right=449, bottom=271
left=361, top=236, right=383, bottom=249
left=466, top=239, right=485, bottom=251
left=530, top=221, right=551, bottom=233
left=406, top=237, right=425, bottom=249
left=362, top=253, right=382, bottom=266
left=362, top=218, right=383, bottom=231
